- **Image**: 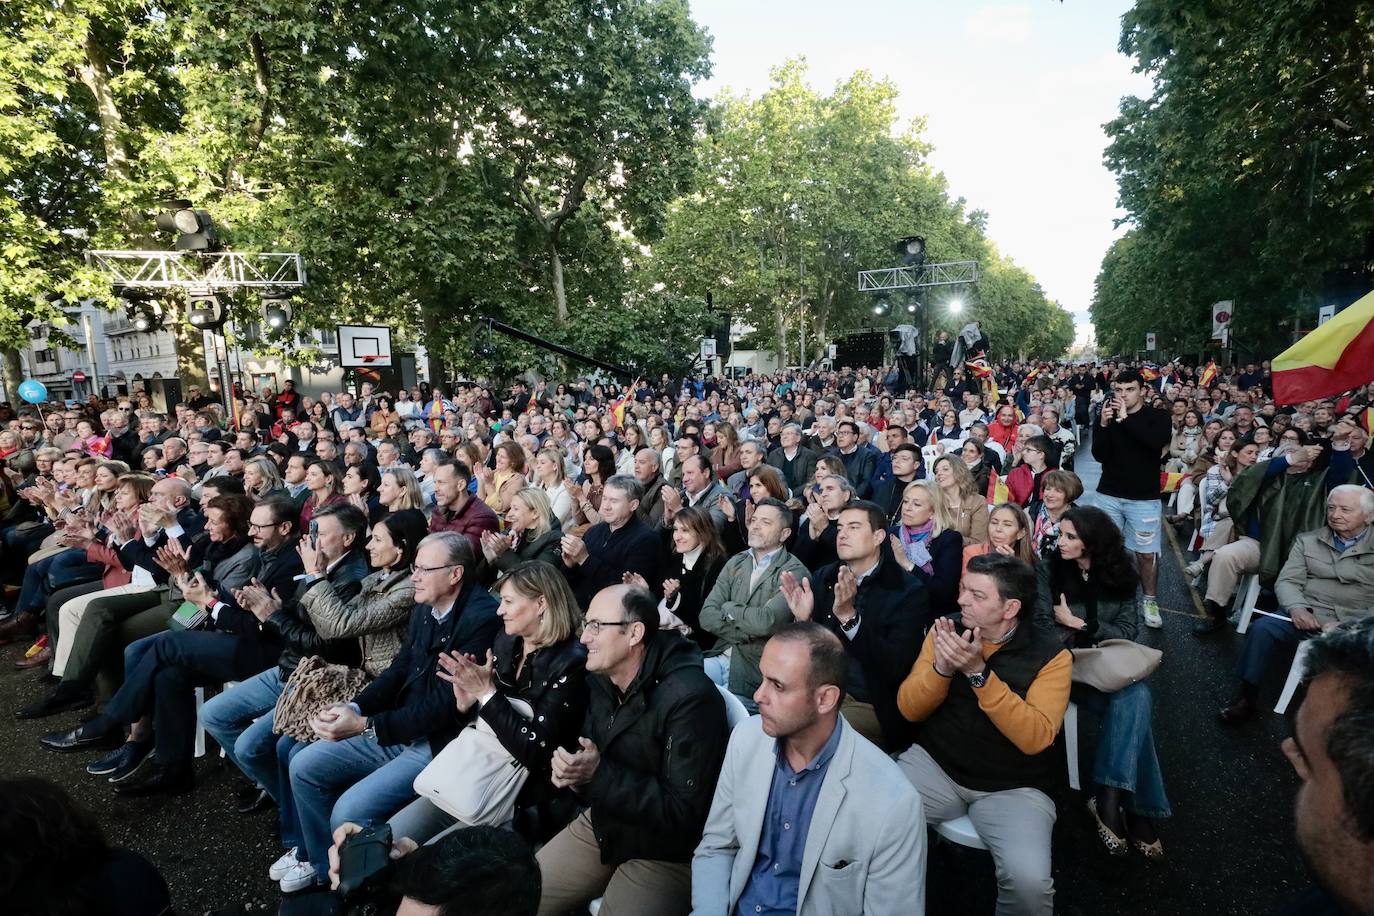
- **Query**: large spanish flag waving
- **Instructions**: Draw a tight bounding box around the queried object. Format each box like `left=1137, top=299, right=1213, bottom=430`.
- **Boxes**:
left=1273, top=290, right=1374, bottom=404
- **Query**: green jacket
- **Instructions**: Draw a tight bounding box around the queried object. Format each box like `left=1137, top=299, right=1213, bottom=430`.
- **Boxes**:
left=698, top=548, right=809, bottom=698
left=1226, top=459, right=1332, bottom=582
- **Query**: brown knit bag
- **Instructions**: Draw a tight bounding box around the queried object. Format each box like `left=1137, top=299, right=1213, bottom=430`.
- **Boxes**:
left=272, top=655, right=370, bottom=742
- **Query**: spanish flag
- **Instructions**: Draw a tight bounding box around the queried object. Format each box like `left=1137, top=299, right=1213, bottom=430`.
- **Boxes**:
left=986, top=472, right=1009, bottom=505
left=966, top=359, right=1001, bottom=405
left=1199, top=361, right=1217, bottom=389
left=1273, top=289, right=1374, bottom=405
left=1159, top=471, right=1187, bottom=494
left=1024, top=364, right=1043, bottom=384
left=609, top=395, right=629, bottom=430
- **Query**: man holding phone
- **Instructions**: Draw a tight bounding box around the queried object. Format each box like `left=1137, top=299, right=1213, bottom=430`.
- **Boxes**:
left=1091, top=369, right=1173, bottom=628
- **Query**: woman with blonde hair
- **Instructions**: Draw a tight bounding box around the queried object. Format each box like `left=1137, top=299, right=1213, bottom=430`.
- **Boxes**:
left=242, top=455, right=285, bottom=499
left=481, top=487, right=564, bottom=580
left=931, top=455, right=989, bottom=545
left=963, top=503, right=1036, bottom=573
left=889, top=480, right=963, bottom=615
left=389, top=560, right=588, bottom=845
left=531, top=446, right=574, bottom=529
left=378, top=466, right=425, bottom=514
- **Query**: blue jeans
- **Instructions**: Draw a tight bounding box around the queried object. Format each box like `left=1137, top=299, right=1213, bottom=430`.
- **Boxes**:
left=287, top=734, right=433, bottom=872
left=1073, top=681, right=1171, bottom=819
left=17, top=548, right=101, bottom=616
left=1089, top=492, right=1161, bottom=557
left=200, top=667, right=286, bottom=793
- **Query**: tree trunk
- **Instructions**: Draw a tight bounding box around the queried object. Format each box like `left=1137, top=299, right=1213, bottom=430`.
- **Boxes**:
left=775, top=306, right=787, bottom=366
left=421, top=299, right=449, bottom=385
left=169, top=299, right=210, bottom=389
left=549, top=242, right=568, bottom=326
left=71, top=15, right=130, bottom=184
left=1, top=348, right=25, bottom=403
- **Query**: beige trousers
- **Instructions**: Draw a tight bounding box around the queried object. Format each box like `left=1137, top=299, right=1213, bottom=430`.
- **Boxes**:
left=535, top=810, right=691, bottom=916
left=52, top=583, right=155, bottom=677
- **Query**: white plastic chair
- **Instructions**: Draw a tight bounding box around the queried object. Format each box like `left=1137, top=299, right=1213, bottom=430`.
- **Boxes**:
left=193, top=680, right=241, bottom=759
left=717, top=684, right=751, bottom=731
left=934, top=701, right=1079, bottom=851
left=1274, top=641, right=1313, bottom=714
left=1233, top=574, right=1262, bottom=633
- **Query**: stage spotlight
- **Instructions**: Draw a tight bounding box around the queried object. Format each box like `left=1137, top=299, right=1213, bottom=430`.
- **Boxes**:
left=948, top=297, right=964, bottom=314
left=118, top=287, right=163, bottom=332
left=155, top=200, right=219, bottom=251
left=895, top=235, right=926, bottom=268
left=265, top=308, right=287, bottom=329
left=187, top=294, right=226, bottom=329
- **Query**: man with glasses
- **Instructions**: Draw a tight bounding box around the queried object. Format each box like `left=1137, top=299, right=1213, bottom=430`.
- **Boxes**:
left=535, top=584, right=728, bottom=916
left=200, top=501, right=369, bottom=822
left=52, top=411, right=82, bottom=451
left=280, top=532, right=499, bottom=894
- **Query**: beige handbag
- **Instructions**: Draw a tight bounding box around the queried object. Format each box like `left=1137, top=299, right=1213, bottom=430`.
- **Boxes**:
left=412, top=697, right=533, bottom=827
left=1070, top=639, right=1162, bottom=693
left=272, top=656, right=370, bottom=742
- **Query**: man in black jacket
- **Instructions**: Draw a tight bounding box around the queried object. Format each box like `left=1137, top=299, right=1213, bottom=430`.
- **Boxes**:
left=1092, top=369, right=1173, bottom=629
left=535, top=584, right=728, bottom=916
left=282, top=531, right=499, bottom=892
left=781, top=501, right=927, bottom=753
left=871, top=443, right=923, bottom=523
left=827, top=420, right=879, bottom=498
left=200, top=499, right=369, bottom=817
left=560, top=475, right=662, bottom=608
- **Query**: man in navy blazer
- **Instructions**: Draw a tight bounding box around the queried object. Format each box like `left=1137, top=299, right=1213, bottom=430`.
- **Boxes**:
left=280, top=531, right=500, bottom=890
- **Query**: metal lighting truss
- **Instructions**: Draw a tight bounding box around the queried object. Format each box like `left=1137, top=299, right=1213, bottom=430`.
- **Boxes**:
left=856, top=259, right=979, bottom=293
left=84, top=250, right=307, bottom=290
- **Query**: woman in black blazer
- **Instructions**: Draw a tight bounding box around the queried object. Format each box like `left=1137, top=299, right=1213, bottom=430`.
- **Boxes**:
left=648, top=505, right=727, bottom=652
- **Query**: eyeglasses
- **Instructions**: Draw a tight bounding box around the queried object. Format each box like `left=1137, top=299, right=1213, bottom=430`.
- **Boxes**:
left=583, top=618, right=633, bottom=636
left=410, top=562, right=456, bottom=576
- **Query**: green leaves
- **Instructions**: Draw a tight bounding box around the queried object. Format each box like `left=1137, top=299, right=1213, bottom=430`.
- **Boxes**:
left=1095, top=1, right=1374, bottom=359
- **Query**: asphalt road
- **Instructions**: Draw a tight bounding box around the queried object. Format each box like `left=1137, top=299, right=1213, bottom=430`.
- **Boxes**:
left=0, top=428, right=1312, bottom=915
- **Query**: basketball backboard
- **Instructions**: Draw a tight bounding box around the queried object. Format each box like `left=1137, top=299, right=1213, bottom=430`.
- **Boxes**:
left=336, top=325, right=393, bottom=368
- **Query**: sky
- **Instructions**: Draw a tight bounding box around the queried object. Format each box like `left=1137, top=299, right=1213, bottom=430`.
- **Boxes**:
left=686, top=0, right=1154, bottom=347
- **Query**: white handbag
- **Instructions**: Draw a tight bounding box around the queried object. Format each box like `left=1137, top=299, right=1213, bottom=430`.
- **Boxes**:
left=412, top=696, right=534, bottom=827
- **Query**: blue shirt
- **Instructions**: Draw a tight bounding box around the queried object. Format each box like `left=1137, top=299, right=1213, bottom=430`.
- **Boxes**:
left=734, top=719, right=845, bottom=916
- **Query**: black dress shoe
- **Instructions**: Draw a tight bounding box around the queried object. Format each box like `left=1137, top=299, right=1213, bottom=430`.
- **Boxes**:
left=237, top=788, right=276, bottom=815
left=15, top=682, right=94, bottom=720
left=39, top=720, right=121, bottom=753
left=113, top=759, right=193, bottom=797
left=1218, top=695, right=1257, bottom=725
left=88, top=739, right=154, bottom=779
left=1192, top=615, right=1227, bottom=636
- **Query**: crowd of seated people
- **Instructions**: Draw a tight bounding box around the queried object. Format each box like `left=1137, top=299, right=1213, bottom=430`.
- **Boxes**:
left=0, top=356, right=1371, bottom=915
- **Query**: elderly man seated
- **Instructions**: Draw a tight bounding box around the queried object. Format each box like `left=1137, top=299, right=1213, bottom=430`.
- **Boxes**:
left=1219, top=484, right=1374, bottom=723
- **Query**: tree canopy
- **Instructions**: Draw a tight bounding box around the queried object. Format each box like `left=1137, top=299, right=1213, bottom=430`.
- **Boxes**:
left=650, top=60, right=1074, bottom=365
left=1091, top=0, right=1374, bottom=360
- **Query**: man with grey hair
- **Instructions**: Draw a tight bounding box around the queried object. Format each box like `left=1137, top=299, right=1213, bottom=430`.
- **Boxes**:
left=633, top=446, right=669, bottom=527
left=1220, top=482, right=1374, bottom=724
left=804, top=415, right=836, bottom=454
left=282, top=530, right=499, bottom=889
left=726, top=440, right=768, bottom=501
left=794, top=475, right=855, bottom=571
left=766, top=423, right=818, bottom=497
left=561, top=474, right=662, bottom=609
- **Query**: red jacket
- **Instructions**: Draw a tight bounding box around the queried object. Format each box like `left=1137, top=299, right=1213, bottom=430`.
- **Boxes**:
left=86, top=540, right=134, bottom=589
left=429, top=494, right=500, bottom=556
left=1005, top=464, right=1045, bottom=508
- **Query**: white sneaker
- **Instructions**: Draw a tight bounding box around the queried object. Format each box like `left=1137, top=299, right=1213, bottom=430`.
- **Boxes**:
left=1142, top=597, right=1163, bottom=629
left=1184, top=560, right=1206, bottom=579
left=279, top=859, right=318, bottom=893
left=269, top=848, right=301, bottom=882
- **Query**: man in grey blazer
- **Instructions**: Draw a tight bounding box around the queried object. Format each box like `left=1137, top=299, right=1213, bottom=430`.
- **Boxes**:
left=692, top=623, right=927, bottom=916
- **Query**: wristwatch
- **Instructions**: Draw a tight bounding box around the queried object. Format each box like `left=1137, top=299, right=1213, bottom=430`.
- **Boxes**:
left=836, top=612, right=860, bottom=633
left=965, top=668, right=989, bottom=689
left=363, top=717, right=377, bottom=742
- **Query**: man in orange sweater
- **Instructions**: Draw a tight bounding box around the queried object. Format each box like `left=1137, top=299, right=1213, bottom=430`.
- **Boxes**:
left=894, top=553, right=1071, bottom=916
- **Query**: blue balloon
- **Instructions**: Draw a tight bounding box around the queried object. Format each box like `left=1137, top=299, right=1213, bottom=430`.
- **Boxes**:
left=17, top=379, right=48, bottom=404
